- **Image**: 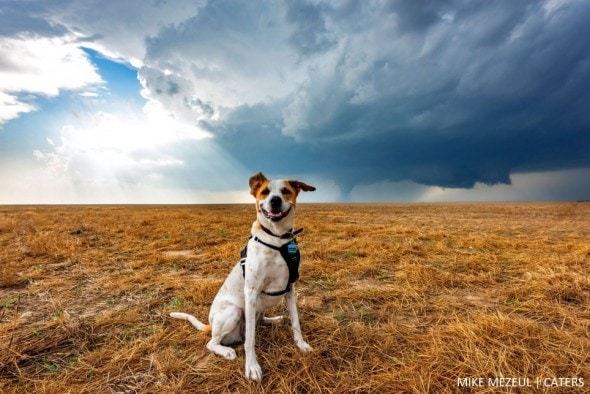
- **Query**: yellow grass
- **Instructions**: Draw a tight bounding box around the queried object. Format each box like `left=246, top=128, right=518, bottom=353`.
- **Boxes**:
left=0, top=203, right=588, bottom=393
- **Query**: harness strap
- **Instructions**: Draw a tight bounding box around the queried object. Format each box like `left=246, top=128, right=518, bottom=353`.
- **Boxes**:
left=261, top=284, right=292, bottom=296
left=251, top=235, right=280, bottom=250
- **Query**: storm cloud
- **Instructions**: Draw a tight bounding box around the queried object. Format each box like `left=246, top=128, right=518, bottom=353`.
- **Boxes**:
left=140, top=0, right=590, bottom=190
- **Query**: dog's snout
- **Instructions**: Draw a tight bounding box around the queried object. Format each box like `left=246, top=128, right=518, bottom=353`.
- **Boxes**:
left=270, top=196, right=282, bottom=210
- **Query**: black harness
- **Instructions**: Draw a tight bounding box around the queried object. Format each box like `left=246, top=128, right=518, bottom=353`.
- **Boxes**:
left=240, top=227, right=303, bottom=296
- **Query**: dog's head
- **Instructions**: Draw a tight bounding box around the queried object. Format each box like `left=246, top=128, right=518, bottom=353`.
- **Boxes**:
left=249, top=172, right=315, bottom=225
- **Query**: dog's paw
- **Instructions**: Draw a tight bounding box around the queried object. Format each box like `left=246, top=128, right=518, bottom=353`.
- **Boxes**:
left=221, top=347, right=237, bottom=360
left=296, top=340, right=313, bottom=352
left=245, top=361, right=263, bottom=381
left=208, top=343, right=237, bottom=360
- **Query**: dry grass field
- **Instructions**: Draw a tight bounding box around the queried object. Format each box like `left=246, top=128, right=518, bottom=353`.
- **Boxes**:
left=0, top=203, right=588, bottom=393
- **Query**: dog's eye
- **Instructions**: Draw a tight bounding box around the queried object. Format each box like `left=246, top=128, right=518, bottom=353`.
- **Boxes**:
left=260, top=188, right=270, bottom=195
left=281, top=188, right=292, bottom=195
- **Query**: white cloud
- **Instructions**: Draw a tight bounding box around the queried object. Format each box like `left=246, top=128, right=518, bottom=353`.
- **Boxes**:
left=0, top=34, right=103, bottom=124
left=0, top=35, right=102, bottom=95
left=0, top=1, right=203, bottom=125
left=10, top=97, right=257, bottom=204
left=0, top=91, right=37, bottom=126
left=32, top=102, right=210, bottom=185
left=46, top=0, right=207, bottom=67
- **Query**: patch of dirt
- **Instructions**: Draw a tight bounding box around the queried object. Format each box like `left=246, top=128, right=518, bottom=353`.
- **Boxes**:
left=349, top=278, right=383, bottom=289
left=301, top=296, right=324, bottom=309
left=437, top=290, right=499, bottom=309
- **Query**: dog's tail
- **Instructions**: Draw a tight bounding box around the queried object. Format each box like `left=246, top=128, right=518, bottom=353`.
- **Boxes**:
left=169, top=312, right=212, bottom=333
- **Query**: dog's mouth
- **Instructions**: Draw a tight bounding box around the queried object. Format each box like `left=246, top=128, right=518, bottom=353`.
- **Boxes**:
left=261, top=206, right=292, bottom=221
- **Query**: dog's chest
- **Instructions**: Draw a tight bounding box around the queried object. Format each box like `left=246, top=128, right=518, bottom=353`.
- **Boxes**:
left=246, top=241, right=289, bottom=280
left=242, top=242, right=293, bottom=298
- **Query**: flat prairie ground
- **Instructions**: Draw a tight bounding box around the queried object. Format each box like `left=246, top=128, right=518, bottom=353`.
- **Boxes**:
left=0, top=203, right=588, bottom=393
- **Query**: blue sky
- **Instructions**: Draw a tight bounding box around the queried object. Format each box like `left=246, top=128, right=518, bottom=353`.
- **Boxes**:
left=1, top=0, right=589, bottom=203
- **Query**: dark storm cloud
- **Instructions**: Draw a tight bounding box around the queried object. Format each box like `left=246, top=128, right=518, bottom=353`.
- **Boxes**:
left=187, top=0, right=590, bottom=191
left=388, top=0, right=444, bottom=34
left=201, top=101, right=317, bottom=174
left=286, top=0, right=337, bottom=55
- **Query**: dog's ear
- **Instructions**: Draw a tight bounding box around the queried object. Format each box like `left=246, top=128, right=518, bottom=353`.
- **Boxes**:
left=288, top=180, right=316, bottom=195
left=249, top=172, right=268, bottom=196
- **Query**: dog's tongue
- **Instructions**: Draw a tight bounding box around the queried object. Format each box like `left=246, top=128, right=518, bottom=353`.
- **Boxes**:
left=268, top=210, right=283, bottom=217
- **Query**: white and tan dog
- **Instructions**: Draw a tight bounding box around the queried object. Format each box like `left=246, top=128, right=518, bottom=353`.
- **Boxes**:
left=170, top=172, right=315, bottom=381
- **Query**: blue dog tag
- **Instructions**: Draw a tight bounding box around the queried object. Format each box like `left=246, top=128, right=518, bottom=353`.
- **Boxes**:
left=287, top=242, right=298, bottom=254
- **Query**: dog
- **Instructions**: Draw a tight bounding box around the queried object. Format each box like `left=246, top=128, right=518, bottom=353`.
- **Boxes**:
left=170, top=172, right=316, bottom=381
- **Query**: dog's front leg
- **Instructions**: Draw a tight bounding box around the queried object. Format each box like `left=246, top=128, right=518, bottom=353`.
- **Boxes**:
left=286, top=285, right=313, bottom=352
left=244, top=286, right=262, bottom=381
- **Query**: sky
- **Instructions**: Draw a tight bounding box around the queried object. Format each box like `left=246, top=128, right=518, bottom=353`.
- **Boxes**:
left=1, top=0, right=589, bottom=204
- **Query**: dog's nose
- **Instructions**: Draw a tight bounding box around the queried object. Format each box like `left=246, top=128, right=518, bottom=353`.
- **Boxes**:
left=270, top=196, right=282, bottom=210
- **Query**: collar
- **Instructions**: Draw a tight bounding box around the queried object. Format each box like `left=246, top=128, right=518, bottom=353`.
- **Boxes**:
left=259, top=224, right=304, bottom=239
